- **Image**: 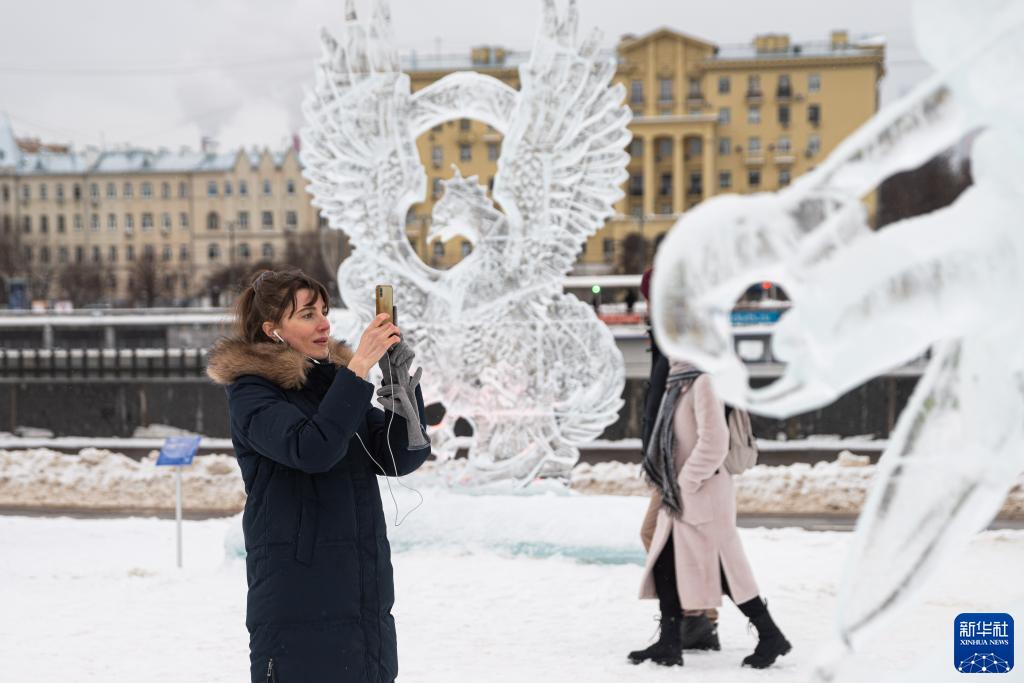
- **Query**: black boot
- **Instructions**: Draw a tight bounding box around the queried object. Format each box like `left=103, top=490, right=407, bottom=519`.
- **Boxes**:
left=627, top=615, right=684, bottom=666
left=681, top=614, right=721, bottom=651
left=738, top=597, right=791, bottom=669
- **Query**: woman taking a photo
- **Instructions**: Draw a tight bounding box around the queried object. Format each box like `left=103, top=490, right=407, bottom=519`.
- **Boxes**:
left=206, top=269, right=431, bottom=683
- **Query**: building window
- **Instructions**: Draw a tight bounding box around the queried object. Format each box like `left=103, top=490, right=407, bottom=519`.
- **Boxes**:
left=718, top=137, right=731, bottom=156
left=808, top=73, right=821, bottom=92
left=748, top=137, right=762, bottom=154
left=239, top=243, right=251, bottom=260
left=286, top=179, right=296, bottom=195
left=23, top=246, right=32, bottom=262
left=180, top=212, right=188, bottom=229
left=602, top=238, right=614, bottom=261
left=40, top=184, right=49, bottom=200
left=89, top=183, right=98, bottom=199
left=56, top=184, right=64, bottom=200
left=777, top=74, right=792, bottom=97
left=687, top=137, right=703, bottom=157
left=688, top=172, right=702, bottom=196
left=238, top=180, right=248, bottom=196
left=687, top=77, right=700, bottom=97
left=777, top=136, right=791, bottom=153
left=143, top=244, right=154, bottom=262
left=431, top=146, right=443, bottom=168
left=1, top=184, right=9, bottom=202
left=432, top=241, right=445, bottom=259
left=629, top=174, right=643, bottom=197
left=808, top=134, right=821, bottom=156
left=207, top=181, right=218, bottom=197
left=285, top=211, right=297, bottom=230
left=487, top=142, right=500, bottom=161
left=180, top=245, right=189, bottom=261
left=779, top=169, right=792, bottom=187
left=262, top=211, right=273, bottom=230
left=57, top=215, right=66, bottom=233
left=178, top=181, right=188, bottom=198
left=106, top=182, right=116, bottom=198
left=207, top=211, right=219, bottom=230
left=459, top=118, right=471, bottom=131
left=747, top=74, right=761, bottom=96
left=107, top=214, right=116, bottom=231
left=748, top=169, right=761, bottom=187
left=162, top=245, right=172, bottom=262
left=92, top=246, right=101, bottom=263
left=778, top=105, right=791, bottom=126
left=629, top=138, right=644, bottom=157
left=109, top=246, right=117, bottom=263
left=659, top=173, right=672, bottom=196
left=460, top=241, right=472, bottom=257
left=161, top=182, right=171, bottom=199
left=76, top=246, right=85, bottom=263
left=718, top=107, right=730, bottom=124
left=21, top=184, right=30, bottom=200
left=74, top=214, right=82, bottom=231
left=161, top=213, right=171, bottom=231
left=808, top=104, right=821, bottom=126
left=630, top=79, right=644, bottom=104
left=238, top=211, right=249, bottom=230
left=717, top=76, right=730, bottom=94
left=656, top=138, right=672, bottom=161
left=90, top=214, right=100, bottom=231
left=719, top=171, right=732, bottom=189
left=661, top=78, right=674, bottom=101
left=40, top=246, right=50, bottom=264
left=224, top=181, right=233, bottom=196
left=459, top=144, right=471, bottom=162
left=22, top=216, right=31, bottom=233
left=432, top=178, right=443, bottom=199
left=59, top=247, right=68, bottom=263
left=262, top=242, right=274, bottom=260
left=208, top=243, right=220, bottom=261
left=40, top=215, right=49, bottom=233
left=123, top=182, right=133, bottom=198
left=125, top=214, right=134, bottom=233
left=142, top=213, right=153, bottom=231
left=262, top=180, right=272, bottom=195
left=141, top=182, right=152, bottom=198
left=748, top=106, right=761, bottom=124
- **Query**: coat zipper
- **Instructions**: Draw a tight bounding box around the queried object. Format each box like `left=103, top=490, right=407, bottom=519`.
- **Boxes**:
left=266, top=657, right=276, bottom=682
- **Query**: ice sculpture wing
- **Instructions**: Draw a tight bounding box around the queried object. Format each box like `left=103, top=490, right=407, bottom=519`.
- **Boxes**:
left=300, top=1, right=431, bottom=276
left=492, top=0, right=632, bottom=282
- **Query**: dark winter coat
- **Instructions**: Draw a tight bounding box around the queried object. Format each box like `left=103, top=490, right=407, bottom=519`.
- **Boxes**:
left=206, top=336, right=430, bottom=683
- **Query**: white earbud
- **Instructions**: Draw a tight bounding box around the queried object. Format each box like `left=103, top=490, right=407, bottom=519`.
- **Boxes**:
left=273, top=330, right=285, bottom=344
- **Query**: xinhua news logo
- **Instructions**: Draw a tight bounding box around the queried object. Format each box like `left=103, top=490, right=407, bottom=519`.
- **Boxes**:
left=954, top=613, right=1014, bottom=674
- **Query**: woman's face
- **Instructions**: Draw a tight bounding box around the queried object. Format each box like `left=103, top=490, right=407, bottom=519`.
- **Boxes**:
left=262, top=288, right=331, bottom=359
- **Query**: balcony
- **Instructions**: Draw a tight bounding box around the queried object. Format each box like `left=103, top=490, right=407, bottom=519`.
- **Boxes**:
left=776, top=87, right=793, bottom=102
left=773, top=154, right=796, bottom=165
left=744, top=153, right=765, bottom=166
left=745, top=89, right=764, bottom=104
left=684, top=93, right=704, bottom=107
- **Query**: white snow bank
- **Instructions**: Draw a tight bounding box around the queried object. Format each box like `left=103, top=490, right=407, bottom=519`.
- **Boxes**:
left=2, top=447, right=1022, bottom=518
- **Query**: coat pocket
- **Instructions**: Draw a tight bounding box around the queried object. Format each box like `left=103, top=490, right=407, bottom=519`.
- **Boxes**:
left=681, top=482, right=715, bottom=525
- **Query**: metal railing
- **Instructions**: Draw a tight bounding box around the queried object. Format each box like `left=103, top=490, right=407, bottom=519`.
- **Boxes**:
left=0, top=347, right=209, bottom=379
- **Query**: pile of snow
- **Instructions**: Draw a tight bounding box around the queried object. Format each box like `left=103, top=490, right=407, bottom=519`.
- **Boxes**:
left=1, top=447, right=1022, bottom=518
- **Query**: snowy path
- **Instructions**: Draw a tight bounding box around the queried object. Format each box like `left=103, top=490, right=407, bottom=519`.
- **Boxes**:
left=1, top=489, right=1022, bottom=682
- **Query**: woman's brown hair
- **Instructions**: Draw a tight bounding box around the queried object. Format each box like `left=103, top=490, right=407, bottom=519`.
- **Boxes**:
left=233, top=269, right=331, bottom=343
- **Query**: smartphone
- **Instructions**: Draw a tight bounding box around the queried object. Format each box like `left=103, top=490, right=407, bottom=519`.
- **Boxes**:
left=375, top=284, right=396, bottom=325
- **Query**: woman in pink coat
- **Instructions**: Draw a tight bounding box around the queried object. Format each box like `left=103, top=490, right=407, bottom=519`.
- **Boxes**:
left=628, top=360, right=791, bottom=669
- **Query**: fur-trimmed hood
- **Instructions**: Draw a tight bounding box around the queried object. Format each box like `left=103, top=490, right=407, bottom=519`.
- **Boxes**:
left=206, top=336, right=354, bottom=390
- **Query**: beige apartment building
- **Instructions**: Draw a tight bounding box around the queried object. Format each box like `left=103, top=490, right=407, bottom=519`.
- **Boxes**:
left=0, top=26, right=884, bottom=306
left=406, top=28, right=884, bottom=270
left=0, top=120, right=319, bottom=306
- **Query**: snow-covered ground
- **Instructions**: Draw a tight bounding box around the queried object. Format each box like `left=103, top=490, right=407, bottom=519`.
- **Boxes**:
left=3, top=446, right=1022, bottom=518
left=1, top=485, right=1021, bottom=682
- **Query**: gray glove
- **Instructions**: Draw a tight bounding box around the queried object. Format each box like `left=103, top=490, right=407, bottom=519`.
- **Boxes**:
left=377, top=366, right=429, bottom=450
left=378, top=340, right=415, bottom=386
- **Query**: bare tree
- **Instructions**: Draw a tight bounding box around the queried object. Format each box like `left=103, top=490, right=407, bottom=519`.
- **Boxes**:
left=284, top=229, right=349, bottom=303
left=129, top=254, right=164, bottom=308
left=58, top=262, right=105, bottom=307
left=618, top=232, right=648, bottom=274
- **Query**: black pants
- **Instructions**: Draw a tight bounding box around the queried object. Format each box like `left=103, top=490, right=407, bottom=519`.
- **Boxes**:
left=653, top=533, right=732, bottom=618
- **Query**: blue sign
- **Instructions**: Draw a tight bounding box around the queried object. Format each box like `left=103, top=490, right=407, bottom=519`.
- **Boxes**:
left=731, top=309, right=784, bottom=326
left=156, top=436, right=202, bottom=467
left=955, top=613, right=1014, bottom=674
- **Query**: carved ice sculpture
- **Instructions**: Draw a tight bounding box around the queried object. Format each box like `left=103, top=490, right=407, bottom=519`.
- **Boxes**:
left=651, top=0, right=1024, bottom=678
left=300, top=0, right=630, bottom=482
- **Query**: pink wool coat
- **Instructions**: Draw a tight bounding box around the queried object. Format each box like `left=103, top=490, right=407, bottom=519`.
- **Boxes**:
left=638, top=371, right=760, bottom=609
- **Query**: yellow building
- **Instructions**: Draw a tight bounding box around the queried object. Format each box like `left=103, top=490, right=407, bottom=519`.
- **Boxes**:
left=406, top=28, right=884, bottom=271
left=0, top=118, right=320, bottom=306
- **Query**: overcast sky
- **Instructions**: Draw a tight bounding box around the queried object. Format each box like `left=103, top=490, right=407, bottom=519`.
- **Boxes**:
left=0, top=0, right=932, bottom=152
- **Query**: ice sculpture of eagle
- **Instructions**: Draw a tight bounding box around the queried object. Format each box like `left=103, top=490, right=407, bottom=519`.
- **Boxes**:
left=300, top=0, right=631, bottom=482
